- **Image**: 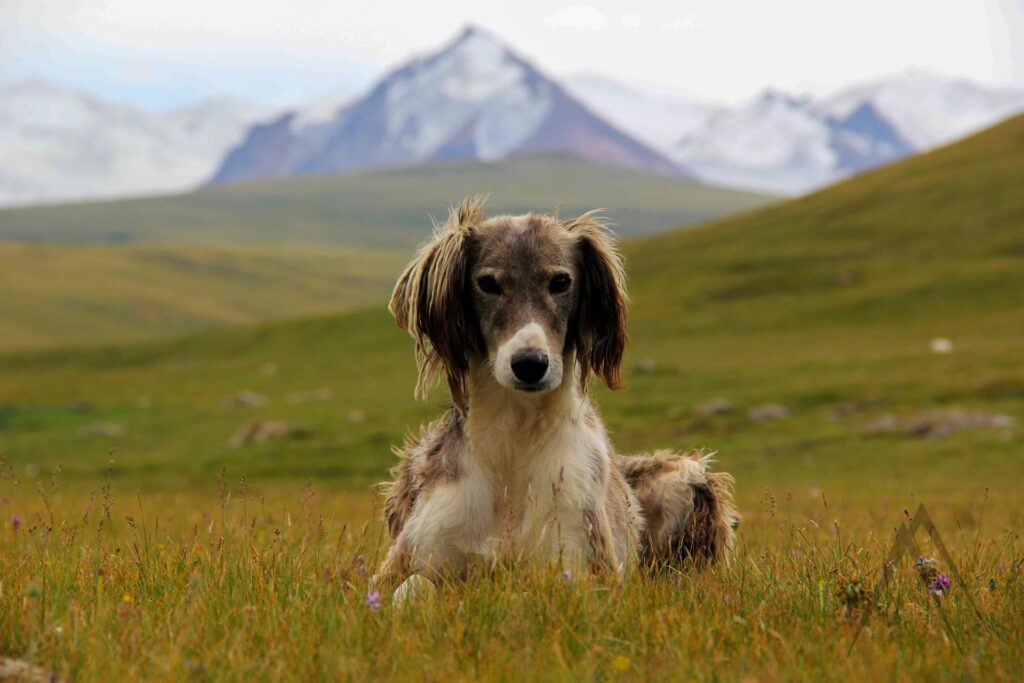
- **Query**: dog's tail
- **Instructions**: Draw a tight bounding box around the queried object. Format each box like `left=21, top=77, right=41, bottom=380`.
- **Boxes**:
left=681, top=463, right=738, bottom=565
left=617, top=451, right=739, bottom=569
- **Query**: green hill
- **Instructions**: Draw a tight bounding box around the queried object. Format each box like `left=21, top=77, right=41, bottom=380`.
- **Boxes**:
left=628, top=109, right=1024, bottom=332
left=0, top=243, right=404, bottom=351
left=0, top=155, right=771, bottom=350
left=0, top=116, right=1021, bottom=499
left=0, top=154, right=772, bottom=247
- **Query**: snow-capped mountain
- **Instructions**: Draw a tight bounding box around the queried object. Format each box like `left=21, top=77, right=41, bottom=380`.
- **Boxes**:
left=211, top=27, right=680, bottom=185
left=160, top=96, right=279, bottom=159
left=288, top=89, right=357, bottom=130
left=821, top=68, right=1024, bottom=149
left=673, top=73, right=1024, bottom=195
left=565, top=75, right=722, bottom=153
left=673, top=90, right=913, bottom=195
left=0, top=80, right=275, bottom=207
left=5, top=39, right=1023, bottom=206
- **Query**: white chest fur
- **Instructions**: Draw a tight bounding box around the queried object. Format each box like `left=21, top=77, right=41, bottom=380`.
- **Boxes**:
left=404, top=380, right=608, bottom=573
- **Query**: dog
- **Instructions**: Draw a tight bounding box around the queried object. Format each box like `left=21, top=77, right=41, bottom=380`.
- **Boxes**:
left=376, top=197, right=737, bottom=591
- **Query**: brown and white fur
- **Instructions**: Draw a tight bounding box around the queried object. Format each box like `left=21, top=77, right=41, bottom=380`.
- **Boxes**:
left=377, top=197, right=737, bottom=591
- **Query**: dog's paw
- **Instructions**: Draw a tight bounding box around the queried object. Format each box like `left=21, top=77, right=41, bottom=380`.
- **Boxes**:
left=393, top=573, right=437, bottom=607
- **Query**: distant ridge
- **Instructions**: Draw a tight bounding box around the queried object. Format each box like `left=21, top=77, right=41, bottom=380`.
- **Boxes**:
left=567, top=70, right=1024, bottom=197
left=0, top=154, right=770, bottom=247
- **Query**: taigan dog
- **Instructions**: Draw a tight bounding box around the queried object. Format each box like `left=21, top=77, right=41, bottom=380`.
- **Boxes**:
left=376, top=197, right=737, bottom=595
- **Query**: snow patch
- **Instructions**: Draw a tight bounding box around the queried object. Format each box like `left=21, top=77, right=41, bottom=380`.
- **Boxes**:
left=822, top=69, right=1024, bottom=148
left=0, top=80, right=275, bottom=206
left=565, top=74, right=721, bottom=152
left=290, top=90, right=355, bottom=131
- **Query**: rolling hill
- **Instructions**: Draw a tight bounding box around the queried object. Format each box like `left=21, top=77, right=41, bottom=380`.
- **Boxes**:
left=633, top=110, right=1024, bottom=333
left=0, top=115, right=1020, bottom=492
left=0, top=154, right=770, bottom=349
left=0, top=243, right=404, bottom=350
left=0, top=154, right=771, bottom=247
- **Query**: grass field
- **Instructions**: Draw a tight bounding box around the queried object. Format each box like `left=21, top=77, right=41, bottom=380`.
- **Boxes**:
left=0, top=116, right=1022, bottom=680
left=1, top=485, right=1019, bottom=681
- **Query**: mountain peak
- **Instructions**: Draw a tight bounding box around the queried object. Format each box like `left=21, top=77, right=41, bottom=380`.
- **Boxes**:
left=435, top=24, right=529, bottom=72
left=451, top=24, right=501, bottom=46
left=454, top=24, right=485, bottom=41
left=211, top=25, right=680, bottom=184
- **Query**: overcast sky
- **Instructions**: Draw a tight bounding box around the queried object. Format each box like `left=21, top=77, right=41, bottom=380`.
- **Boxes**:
left=2, top=0, right=1022, bottom=110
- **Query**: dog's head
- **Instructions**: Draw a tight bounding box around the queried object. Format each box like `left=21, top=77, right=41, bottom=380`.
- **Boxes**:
left=390, top=196, right=627, bottom=413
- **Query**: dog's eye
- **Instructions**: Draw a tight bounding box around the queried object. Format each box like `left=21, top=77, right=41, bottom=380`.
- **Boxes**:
left=476, top=275, right=501, bottom=295
left=549, top=273, right=572, bottom=294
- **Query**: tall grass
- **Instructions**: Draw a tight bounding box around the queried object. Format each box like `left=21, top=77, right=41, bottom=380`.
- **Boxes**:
left=2, top=468, right=1020, bottom=681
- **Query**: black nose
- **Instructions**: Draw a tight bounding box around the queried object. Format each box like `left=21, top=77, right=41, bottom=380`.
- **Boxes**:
left=510, top=349, right=549, bottom=384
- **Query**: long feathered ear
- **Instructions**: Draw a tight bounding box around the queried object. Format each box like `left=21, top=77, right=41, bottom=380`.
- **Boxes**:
left=389, top=196, right=486, bottom=413
left=564, top=212, right=628, bottom=391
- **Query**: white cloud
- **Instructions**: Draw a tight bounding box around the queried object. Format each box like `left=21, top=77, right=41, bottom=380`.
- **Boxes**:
left=619, top=13, right=642, bottom=31
left=544, top=4, right=608, bottom=31
left=2, top=0, right=1016, bottom=108
left=663, top=16, right=700, bottom=35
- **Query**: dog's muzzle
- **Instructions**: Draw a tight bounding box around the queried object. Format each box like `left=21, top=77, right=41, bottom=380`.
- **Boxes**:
left=494, top=322, right=562, bottom=392
left=510, top=348, right=549, bottom=387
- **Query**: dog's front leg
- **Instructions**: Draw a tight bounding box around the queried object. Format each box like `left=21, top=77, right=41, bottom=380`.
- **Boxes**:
left=372, top=532, right=460, bottom=607
left=392, top=573, right=438, bottom=606
left=374, top=499, right=478, bottom=601
left=372, top=534, right=413, bottom=590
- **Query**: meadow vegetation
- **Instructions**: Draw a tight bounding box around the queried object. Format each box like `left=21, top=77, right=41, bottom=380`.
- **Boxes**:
left=1, top=482, right=1019, bottom=681
left=0, top=115, right=1022, bottom=680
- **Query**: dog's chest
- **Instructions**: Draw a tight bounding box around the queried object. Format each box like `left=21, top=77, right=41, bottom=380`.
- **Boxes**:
left=455, top=418, right=605, bottom=560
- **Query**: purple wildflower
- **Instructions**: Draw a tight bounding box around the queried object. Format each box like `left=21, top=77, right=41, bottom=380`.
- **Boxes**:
left=928, top=574, right=951, bottom=597
left=562, top=569, right=572, bottom=580
left=365, top=590, right=381, bottom=610
left=11, top=513, right=20, bottom=531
